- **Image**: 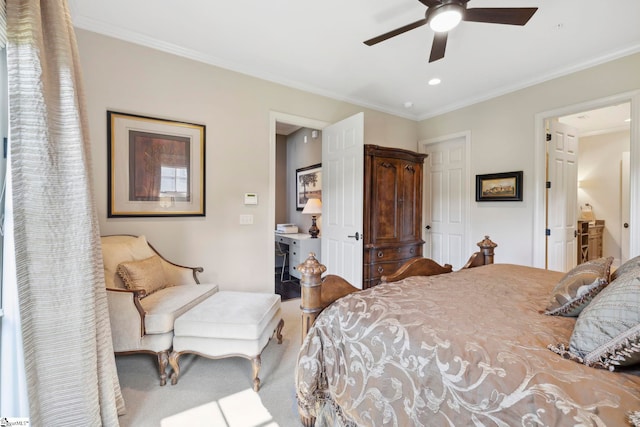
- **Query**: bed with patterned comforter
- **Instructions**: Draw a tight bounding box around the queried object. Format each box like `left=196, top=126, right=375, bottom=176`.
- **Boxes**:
left=295, top=263, right=640, bottom=426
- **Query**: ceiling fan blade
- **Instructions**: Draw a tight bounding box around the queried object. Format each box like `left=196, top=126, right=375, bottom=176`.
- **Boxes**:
left=364, top=18, right=427, bottom=46
left=463, top=7, right=538, bottom=26
left=417, top=0, right=441, bottom=7
left=429, top=31, right=448, bottom=63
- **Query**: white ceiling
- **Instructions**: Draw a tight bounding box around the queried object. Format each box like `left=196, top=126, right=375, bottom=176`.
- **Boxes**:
left=68, top=0, right=640, bottom=121
left=560, top=103, right=631, bottom=136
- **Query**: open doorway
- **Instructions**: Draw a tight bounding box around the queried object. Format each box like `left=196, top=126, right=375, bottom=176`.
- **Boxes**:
left=268, top=112, right=329, bottom=300
left=559, top=103, right=631, bottom=269
left=535, top=94, right=637, bottom=271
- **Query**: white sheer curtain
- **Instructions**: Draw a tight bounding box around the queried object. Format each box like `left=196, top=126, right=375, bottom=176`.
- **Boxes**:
left=0, top=152, right=29, bottom=417
left=5, top=0, right=124, bottom=424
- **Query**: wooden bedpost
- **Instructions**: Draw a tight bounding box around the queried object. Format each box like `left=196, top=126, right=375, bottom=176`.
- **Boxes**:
left=298, top=254, right=360, bottom=343
left=298, top=253, right=326, bottom=343
left=478, top=235, right=497, bottom=264
left=462, top=235, right=498, bottom=268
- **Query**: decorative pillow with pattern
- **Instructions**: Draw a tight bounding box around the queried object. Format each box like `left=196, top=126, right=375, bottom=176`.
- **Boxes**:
left=549, top=268, right=640, bottom=370
left=117, top=255, right=168, bottom=296
left=544, top=256, right=613, bottom=316
left=611, top=254, right=640, bottom=281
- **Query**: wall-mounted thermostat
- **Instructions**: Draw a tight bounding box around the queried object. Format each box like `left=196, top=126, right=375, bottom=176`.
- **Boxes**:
left=244, top=193, right=258, bottom=205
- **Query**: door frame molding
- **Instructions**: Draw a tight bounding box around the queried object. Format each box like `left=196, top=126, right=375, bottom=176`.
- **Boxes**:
left=418, top=130, right=472, bottom=260
left=269, top=111, right=329, bottom=280
left=533, top=90, right=640, bottom=268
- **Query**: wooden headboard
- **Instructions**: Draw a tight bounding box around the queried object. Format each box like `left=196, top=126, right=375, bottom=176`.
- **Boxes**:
left=298, top=236, right=497, bottom=342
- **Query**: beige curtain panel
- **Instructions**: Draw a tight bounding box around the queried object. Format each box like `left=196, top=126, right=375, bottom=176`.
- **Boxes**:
left=7, top=0, right=124, bottom=424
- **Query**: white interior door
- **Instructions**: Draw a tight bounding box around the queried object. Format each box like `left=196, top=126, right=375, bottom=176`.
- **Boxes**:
left=422, top=136, right=469, bottom=270
left=547, top=121, right=579, bottom=272
left=622, top=151, right=630, bottom=263
left=322, top=113, right=364, bottom=288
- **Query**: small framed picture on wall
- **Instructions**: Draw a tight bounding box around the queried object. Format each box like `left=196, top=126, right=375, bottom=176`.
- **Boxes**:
left=476, top=171, right=523, bottom=202
left=296, top=163, right=322, bottom=210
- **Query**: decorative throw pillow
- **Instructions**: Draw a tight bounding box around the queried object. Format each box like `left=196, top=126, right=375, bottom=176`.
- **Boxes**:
left=549, top=269, right=640, bottom=370
left=117, top=255, right=168, bottom=296
left=544, top=256, right=613, bottom=316
left=101, top=235, right=155, bottom=289
left=611, top=254, right=640, bottom=281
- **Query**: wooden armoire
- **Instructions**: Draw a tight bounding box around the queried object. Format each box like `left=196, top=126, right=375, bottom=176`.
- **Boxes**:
left=363, top=145, right=428, bottom=289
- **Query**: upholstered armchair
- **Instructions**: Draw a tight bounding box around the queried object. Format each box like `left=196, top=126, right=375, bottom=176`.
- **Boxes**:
left=101, top=235, right=218, bottom=385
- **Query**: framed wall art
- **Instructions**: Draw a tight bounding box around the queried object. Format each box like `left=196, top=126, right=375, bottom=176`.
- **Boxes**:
left=107, top=111, right=206, bottom=217
left=296, top=163, right=322, bottom=210
left=476, top=171, right=523, bottom=202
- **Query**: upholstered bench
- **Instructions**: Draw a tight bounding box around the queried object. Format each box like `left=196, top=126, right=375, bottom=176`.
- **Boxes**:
left=169, top=291, right=284, bottom=391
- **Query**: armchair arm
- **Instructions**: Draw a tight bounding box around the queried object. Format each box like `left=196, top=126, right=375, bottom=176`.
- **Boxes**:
left=147, top=241, right=204, bottom=284
left=106, top=288, right=147, bottom=346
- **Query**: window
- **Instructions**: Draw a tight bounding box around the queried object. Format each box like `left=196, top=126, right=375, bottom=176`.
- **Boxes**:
left=160, top=165, right=187, bottom=196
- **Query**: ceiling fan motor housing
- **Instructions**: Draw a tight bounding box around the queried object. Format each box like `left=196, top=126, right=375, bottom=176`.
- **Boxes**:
left=426, top=1, right=467, bottom=32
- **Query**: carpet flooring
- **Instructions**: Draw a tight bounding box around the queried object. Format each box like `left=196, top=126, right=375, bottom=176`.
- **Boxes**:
left=115, top=298, right=303, bottom=427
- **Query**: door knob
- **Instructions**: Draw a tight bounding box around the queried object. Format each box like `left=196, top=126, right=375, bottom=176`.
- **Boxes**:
left=624, top=223, right=629, bottom=228
left=425, top=225, right=431, bottom=230
left=347, top=232, right=360, bottom=241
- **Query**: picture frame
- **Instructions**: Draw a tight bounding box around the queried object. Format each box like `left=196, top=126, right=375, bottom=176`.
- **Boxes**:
left=296, top=163, right=322, bottom=210
left=107, top=111, right=206, bottom=217
left=476, top=171, right=523, bottom=202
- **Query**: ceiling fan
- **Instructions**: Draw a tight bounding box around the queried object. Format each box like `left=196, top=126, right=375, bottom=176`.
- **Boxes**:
left=364, top=0, right=538, bottom=62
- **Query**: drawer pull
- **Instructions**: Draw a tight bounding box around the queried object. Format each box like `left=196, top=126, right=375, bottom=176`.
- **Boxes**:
left=409, top=247, right=415, bottom=254
left=377, top=251, right=384, bottom=258
left=377, top=266, right=384, bottom=274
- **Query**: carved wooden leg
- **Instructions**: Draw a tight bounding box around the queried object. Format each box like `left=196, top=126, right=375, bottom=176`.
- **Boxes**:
left=298, top=406, right=316, bottom=427
left=251, top=355, right=261, bottom=392
left=169, top=351, right=181, bottom=385
left=275, top=318, right=284, bottom=344
left=158, top=351, right=169, bottom=386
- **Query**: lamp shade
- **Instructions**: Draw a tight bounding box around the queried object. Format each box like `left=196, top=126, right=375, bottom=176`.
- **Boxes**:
left=302, top=198, right=322, bottom=215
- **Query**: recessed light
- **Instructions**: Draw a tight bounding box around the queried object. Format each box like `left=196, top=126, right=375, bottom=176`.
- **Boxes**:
left=428, top=78, right=441, bottom=86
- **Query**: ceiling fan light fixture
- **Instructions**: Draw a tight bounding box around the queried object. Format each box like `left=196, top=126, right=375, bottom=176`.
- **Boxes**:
left=429, top=4, right=463, bottom=33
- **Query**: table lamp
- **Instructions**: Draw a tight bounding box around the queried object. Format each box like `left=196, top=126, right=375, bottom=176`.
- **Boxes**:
left=302, top=198, right=322, bottom=238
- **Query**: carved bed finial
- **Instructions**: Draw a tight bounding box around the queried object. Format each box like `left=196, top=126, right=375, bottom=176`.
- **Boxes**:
left=297, top=252, right=326, bottom=277
left=477, top=235, right=497, bottom=265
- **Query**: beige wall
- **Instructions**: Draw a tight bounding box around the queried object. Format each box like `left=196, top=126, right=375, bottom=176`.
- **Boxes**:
left=77, top=27, right=640, bottom=280
left=76, top=29, right=417, bottom=293
left=417, top=53, right=640, bottom=266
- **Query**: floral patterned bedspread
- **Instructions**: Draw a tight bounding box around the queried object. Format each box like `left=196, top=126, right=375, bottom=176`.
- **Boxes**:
left=295, top=264, right=640, bottom=426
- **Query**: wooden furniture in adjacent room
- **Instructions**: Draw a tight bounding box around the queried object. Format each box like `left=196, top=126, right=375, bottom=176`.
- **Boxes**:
left=363, top=145, right=428, bottom=289
left=577, top=219, right=604, bottom=264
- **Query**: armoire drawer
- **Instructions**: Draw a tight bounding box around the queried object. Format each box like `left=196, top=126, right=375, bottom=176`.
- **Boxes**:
left=364, top=260, right=407, bottom=280
left=364, top=244, right=421, bottom=263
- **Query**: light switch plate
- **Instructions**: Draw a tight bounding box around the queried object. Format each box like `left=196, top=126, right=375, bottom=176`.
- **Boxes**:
left=239, top=214, right=254, bottom=225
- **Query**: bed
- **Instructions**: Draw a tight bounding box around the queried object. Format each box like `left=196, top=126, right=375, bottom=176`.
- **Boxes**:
left=294, top=237, right=640, bottom=426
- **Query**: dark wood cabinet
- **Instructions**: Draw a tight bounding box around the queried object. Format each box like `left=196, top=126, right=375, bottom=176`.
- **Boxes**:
left=363, top=145, right=427, bottom=288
